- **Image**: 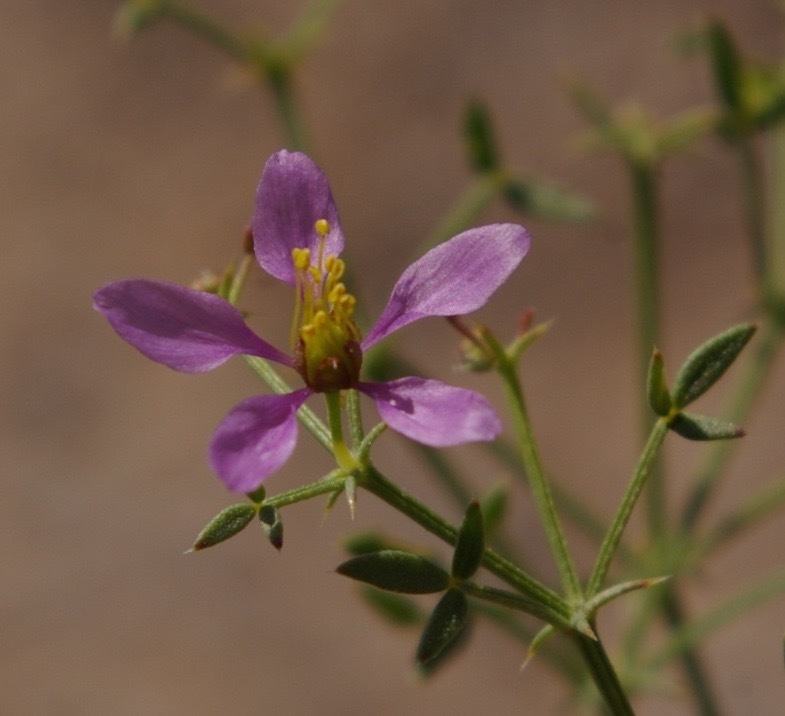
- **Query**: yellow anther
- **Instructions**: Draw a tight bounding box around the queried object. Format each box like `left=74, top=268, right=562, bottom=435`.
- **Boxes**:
left=314, top=219, right=331, bottom=238
left=328, top=258, right=345, bottom=281
left=313, top=310, right=329, bottom=328
left=292, top=247, right=311, bottom=270
left=328, top=283, right=347, bottom=304
left=301, top=323, right=316, bottom=338
left=339, top=294, right=356, bottom=314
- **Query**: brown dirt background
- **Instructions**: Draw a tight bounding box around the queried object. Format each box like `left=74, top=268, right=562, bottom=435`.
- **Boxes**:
left=3, top=1, right=785, bottom=714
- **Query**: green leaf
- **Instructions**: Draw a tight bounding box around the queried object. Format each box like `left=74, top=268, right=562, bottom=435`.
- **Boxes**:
left=503, top=177, right=595, bottom=222
left=359, top=586, right=424, bottom=627
left=451, top=501, right=485, bottom=581
left=671, top=323, right=756, bottom=409
left=480, top=484, right=508, bottom=538
left=336, top=550, right=450, bottom=594
left=259, top=504, right=284, bottom=550
left=647, top=349, right=672, bottom=416
left=463, top=100, right=500, bottom=173
left=707, top=20, right=743, bottom=113
left=669, top=412, right=745, bottom=441
left=188, top=503, right=257, bottom=552
left=415, top=588, right=469, bottom=666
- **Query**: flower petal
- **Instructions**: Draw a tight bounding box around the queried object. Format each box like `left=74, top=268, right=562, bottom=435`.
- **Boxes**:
left=252, top=150, right=344, bottom=284
left=209, top=389, right=312, bottom=493
left=358, top=377, right=502, bottom=446
left=93, top=279, right=291, bottom=372
left=362, top=224, right=531, bottom=349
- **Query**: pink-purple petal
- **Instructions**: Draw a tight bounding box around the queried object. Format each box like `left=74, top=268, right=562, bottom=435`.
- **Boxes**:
left=358, top=377, right=502, bottom=446
left=209, top=389, right=312, bottom=493
left=362, top=224, right=531, bottom=350
left=93, top=279, right=292, bottom=372
left=252, top=150, right=344, bottom=285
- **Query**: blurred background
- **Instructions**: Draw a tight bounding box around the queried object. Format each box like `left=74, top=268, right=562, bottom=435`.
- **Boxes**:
left=3, top=1, right=785, bottom=713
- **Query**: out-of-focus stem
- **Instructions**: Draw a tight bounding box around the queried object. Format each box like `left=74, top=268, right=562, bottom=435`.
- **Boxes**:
left=630, top=162, right=664, bottom=539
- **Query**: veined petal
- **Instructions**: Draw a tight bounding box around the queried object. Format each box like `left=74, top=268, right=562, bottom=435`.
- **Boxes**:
left=93, top=279, right=292, bottom=372
left=253, top=150, right=344, bottom=284
left=209, top=389, right=311, bottom=493
left=358, top=377, right=502, bottom=446
left=362, top=224, right=531, bottom=350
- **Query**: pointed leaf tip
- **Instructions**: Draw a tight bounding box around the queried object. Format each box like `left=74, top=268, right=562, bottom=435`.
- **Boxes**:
left=647, top=348, right=672, bottom=416
left=189, top=503, right=257, bottom=552
left=259, top=504, right=284, bottom=550
left=670, top=412, right=746, bottom=441
left=451, top=501, right=485, bottom=581
left=672, top=323, right=756, bottom=409
left=336, top=550, right=450, bottom=594
left=415, top=588, right=469, bottom=666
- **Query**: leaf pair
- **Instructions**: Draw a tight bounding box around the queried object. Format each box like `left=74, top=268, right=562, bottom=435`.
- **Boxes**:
left=337, top=502, right=486, bottom=668
left=648, top=323, right=756, bottom=440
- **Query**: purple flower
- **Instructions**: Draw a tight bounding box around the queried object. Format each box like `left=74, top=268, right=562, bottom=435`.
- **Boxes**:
left=93, top=150, right=531, bottom=493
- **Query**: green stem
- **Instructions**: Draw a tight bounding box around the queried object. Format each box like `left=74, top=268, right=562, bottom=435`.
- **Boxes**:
left=659, top=586, right=721, bottom=716
left=265, top=471, right=346, bottom=508
left=487, top=439, right=615, bottom=551
left=362, top=466, right=569, bottom=618
left=267, top=67, right=310, bottom=152
left=345, top=389, right=365, bottom=447
left=459, top=581, right=572, bottom=631
left=148, top=1, right=312, bottom=152
left=155, top=0, right=252, bottom=64
left=483, top=329, right=582, bottom=600
left=739, top=138, right=766, bottom=286
left=587, top=418, right=669, bottom=596
left=571, top=624, right=635, bottom=715
left=324, top=391, right=358, bottom=471
left=630, top=162, right=664, bottom=539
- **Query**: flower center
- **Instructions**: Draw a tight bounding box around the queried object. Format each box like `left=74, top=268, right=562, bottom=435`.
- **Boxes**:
left=290, top=220, right=363, bottom=392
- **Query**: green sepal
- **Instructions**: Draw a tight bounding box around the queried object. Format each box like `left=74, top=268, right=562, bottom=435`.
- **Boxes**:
left=508, top=320, right=554, bottom=364
left=259, top=504, right=284, bottom=550
left=647, top=349, right=672, bottom=416
left=246, top=485, right=266, bottom=504
left=669, top=412, right=746, bottom=441
left=336, top=550, right=450, bottom=594
left=480, top=484, right=509, bottom=538
left=451, top=501, right=485, bottom=581
left=415, top=588, right=469, bottom=666
left=188, top=503, right=257, bottom=552
left=359, top=586, right=424, bottom=627
left=671, top=323, right=756, bottom=409
left=463, top=100, right=500, bottom=174
left=707, top=20, right=743, bottom=114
